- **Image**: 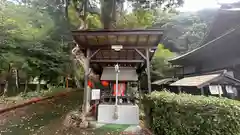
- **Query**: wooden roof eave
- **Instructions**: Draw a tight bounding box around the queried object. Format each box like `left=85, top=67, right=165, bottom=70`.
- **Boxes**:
left=72, top=29, right=164, bottom=48
left=71, top=29, right=164, bottom=67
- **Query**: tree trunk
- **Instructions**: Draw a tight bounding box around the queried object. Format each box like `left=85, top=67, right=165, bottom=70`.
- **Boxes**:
left=65, top=75, right=69, bottom=89
left=3, top=81, right=8, bottom=97
left=24, top=79, right=28, bottom=94
left=37, top=77, right=41, bottom=92
left=71, top=55, right=82, bottom=89
left=74, top=76, right=81, bottom=88
left=100, top=0, right=117, bottom=29
left=67, top=0, right=118, bottom=120
left=3, top=64, right=11, bottom=97
left=15, top=69, right=19, bottom=92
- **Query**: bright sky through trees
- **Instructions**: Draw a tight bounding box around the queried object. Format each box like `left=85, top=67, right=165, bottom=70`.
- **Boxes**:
left=179, top=0, right=240, bottom=11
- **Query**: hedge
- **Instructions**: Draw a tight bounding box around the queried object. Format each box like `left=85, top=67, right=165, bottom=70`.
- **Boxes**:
left=142, top=91, right=240, bottom=135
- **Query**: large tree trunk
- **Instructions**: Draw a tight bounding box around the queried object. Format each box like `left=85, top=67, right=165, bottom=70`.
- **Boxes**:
left=100, top=0, right=116, bottom=29
left=100, top=0, right=125, bottom=29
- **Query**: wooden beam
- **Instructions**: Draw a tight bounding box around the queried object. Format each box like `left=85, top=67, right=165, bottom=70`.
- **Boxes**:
left=146, top=48, right=152, bottom=93
left=86, top=46, right=158, bottom=49
left=90, top=59, right=144, bottom=63
left=135, top=48, right=146, bottom=59
left=84, top=48, right=90, bottom=113
left=72, top=30, right=164, bottom=36
left=89, top=49, right=100, bottom=59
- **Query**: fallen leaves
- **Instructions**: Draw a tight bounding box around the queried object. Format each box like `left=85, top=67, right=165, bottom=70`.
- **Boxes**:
left=0, top=91, right=83, bottom=135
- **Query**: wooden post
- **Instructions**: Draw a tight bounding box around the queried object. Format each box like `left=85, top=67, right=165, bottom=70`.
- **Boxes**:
left=84, top=48, right=90, bottom=113
left=200, top=87, right=204, bottom=95
left=218, top=85, right=222, bottom=98
left=138, top=80, right=142, bottom=103
left=178, top=87, right=181, bottom=94
left=146, top=48, right=151, bottom=93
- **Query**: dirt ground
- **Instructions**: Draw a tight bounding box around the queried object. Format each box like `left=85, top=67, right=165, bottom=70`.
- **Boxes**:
left=0, top=91, right=83, bottom=135
left=0, top=90, right=152, bottom=135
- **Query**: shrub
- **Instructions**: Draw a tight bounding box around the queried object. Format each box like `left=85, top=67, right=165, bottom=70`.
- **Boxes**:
left=19, top=87, right=67, bottom=99
left=142, top=91, right=240, bottom=135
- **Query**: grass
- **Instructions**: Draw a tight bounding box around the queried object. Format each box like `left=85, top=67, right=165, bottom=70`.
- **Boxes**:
left=0, top=88, right=72, bottom=108
left=94, top=124, right=130, bottom=135
left=15, top=87, right=70, bottom=100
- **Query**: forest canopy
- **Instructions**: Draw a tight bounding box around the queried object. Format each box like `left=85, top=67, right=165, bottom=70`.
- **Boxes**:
left=0, top=0, right=215, bottom=96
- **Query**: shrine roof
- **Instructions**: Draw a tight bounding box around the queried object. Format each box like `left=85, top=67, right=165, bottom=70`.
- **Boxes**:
left=72, top=29, right=164, bottom=48
left=72, top=29, right=164, bottom=67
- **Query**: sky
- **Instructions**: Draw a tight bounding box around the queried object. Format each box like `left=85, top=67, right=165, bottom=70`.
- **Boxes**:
left=123, top=0, right=240, bottom=13
left=179, top=0, right=240, bottom=11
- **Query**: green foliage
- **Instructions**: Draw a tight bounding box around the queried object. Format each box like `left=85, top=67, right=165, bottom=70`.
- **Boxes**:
left=154, top=44, right=173, bottom=58
left=98, top=0, right=184, bottom=28
left=128, top=0, right=184, bottom=10
left=177, top=14, right=208, bottom=51
left=116, top=9, right=155, bottom=29
left=0, top=0, right=76, bottom=95
left=159, top=10, right=216, bottom=53
left=139, top=44, right=174, bottom=89
left=19, top=87, right=66, bottom=99
left=68, top=2, right=82, bottom=27
left=151, top=44, right=174, bottom=80
left=143, top=91, right=240, bottom=135
left=153, top=10, right=178, bottom=27
left=87, top=14, right=102, bottom=29
left=4, top=4, right=53, bottom=40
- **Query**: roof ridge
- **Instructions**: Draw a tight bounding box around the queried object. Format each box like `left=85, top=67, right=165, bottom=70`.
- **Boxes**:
left=169, top=23, right=240, bottom=62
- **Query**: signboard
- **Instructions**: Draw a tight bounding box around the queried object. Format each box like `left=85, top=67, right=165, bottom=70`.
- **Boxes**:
left=91, top=89, right=101, bottom=100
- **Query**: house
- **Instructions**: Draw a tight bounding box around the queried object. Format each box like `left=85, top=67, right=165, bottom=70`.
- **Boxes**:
left=151, top=78, right=178, bottom=92
left=168, top=2, right=240, bottom=99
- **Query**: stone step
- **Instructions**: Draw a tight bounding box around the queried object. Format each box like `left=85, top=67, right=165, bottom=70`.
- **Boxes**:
left=88, top=121, right=105, bottom=128
left=124, top=125, right=142, bottom=134
left=86, top=116, right=96, bottom=121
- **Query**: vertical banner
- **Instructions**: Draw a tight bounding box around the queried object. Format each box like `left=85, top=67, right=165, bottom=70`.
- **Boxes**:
left=113, top=83, right=126, bottom=96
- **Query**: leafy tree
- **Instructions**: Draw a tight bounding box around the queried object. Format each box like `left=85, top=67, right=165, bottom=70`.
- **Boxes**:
left=0, top=0, right=184, bottom=95
left=0, top=1, right=27, bottom=95
left=151, top=44, right=174, bottom=80
left=160, top=10, right=216, bottom=53
left=129, top=0, right=184, bottom=10
left=67, top=0, right=184, bottom=29
left=116, top=9, right=155, bottom=29
left=0, top=0, right=74, bottom=96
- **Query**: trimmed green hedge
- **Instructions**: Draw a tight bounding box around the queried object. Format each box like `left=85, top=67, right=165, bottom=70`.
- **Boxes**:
left=143, top=91, right=240, bottom=135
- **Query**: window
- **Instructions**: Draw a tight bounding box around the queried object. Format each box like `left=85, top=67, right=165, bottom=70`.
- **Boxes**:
left=226, top=85, right=238, bottom=96
left=209, top=85, right=223, bottom=95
